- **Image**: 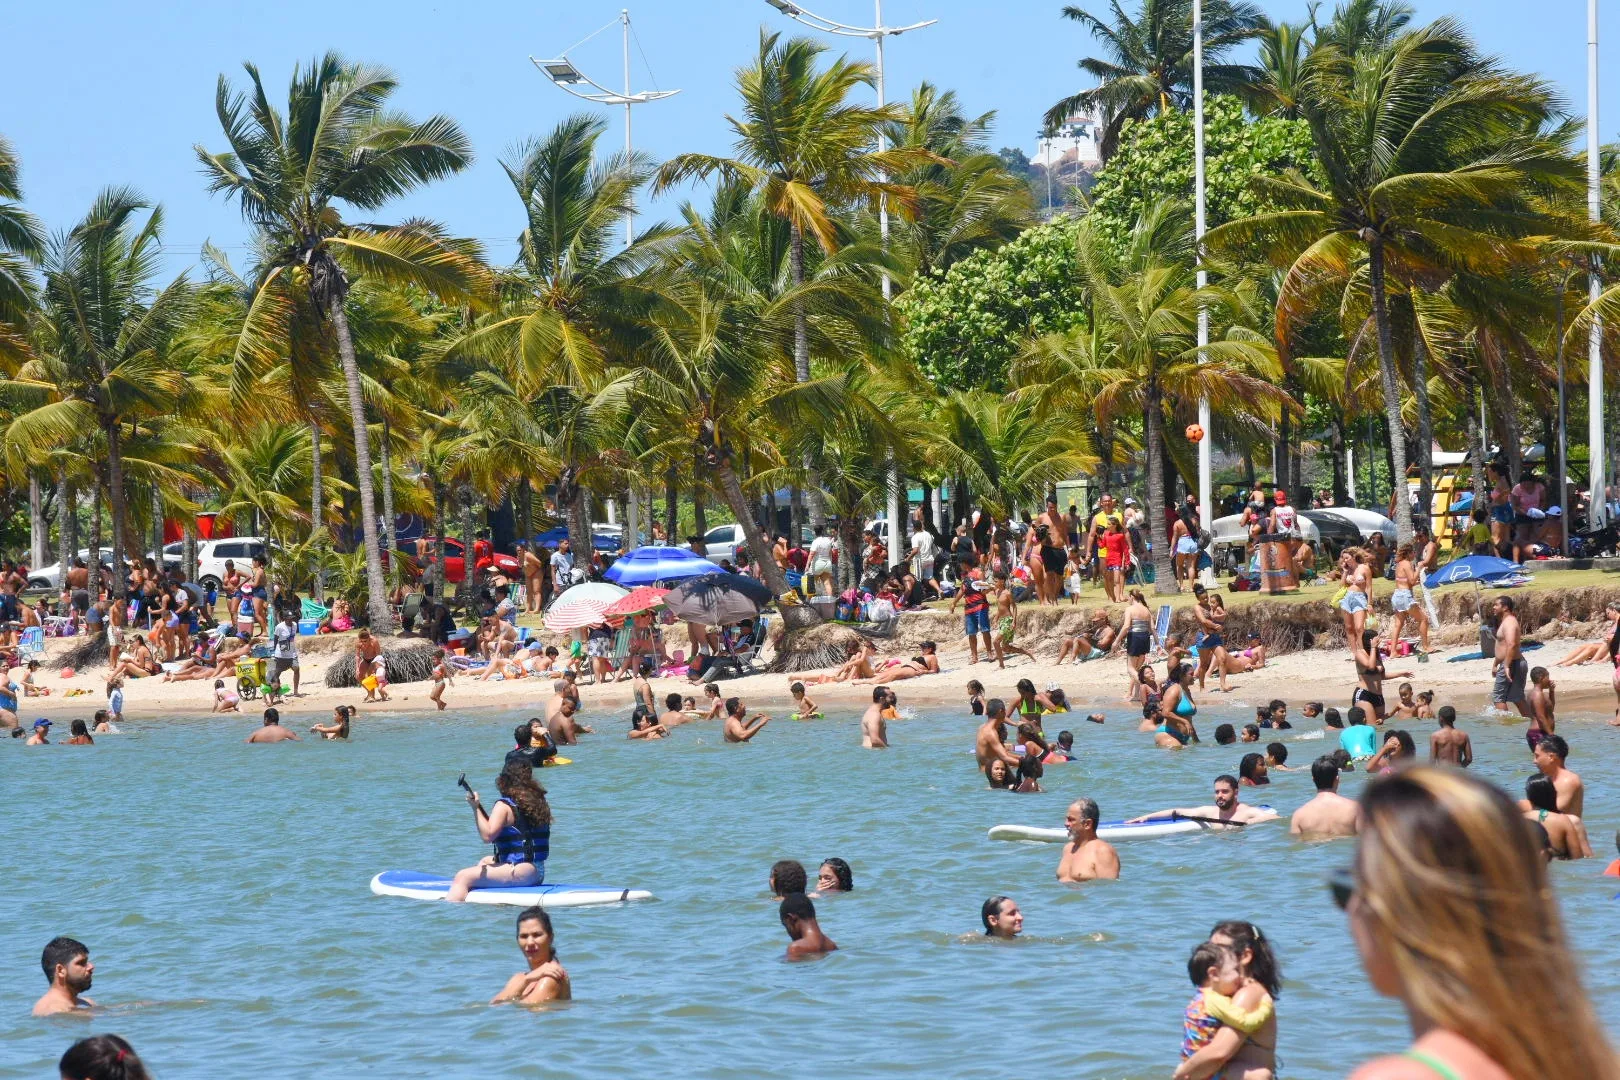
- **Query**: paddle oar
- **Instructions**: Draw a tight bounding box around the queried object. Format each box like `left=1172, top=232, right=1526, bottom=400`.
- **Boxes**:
left=457, top=773, right=486, bottom=815
left=1169, top=811, right=1250, bottom=827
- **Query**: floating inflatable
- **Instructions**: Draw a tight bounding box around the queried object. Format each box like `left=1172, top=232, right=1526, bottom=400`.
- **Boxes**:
left=543, top=756, right=572, bottom=766
left=989, top=808, right=1275, bottom=844
left=369, top=871, right=652, bottom=908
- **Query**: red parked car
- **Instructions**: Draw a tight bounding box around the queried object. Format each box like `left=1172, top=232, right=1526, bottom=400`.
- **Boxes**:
left=398, top=537, right=521, bottom=584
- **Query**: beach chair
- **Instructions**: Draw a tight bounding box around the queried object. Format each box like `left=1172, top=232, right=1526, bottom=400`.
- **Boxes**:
left=1151, top=604, right=1172, bottom=656
left=17, top=626, right=45, bottom=662
left=710, top=617, right=767, bottom=678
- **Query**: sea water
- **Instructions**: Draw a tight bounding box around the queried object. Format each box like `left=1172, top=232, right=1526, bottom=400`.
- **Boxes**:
left=4, top=702, right=1619, bottom=1078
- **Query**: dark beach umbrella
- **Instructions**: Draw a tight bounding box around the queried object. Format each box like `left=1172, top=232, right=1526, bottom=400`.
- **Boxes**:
left=1424, top=555, right=1525, bottom=589
left=663, top=572, right=772, bottom=625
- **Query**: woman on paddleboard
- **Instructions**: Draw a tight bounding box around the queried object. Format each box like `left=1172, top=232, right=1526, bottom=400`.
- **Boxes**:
left=491, top=906, right=570, bottom=1005
left=448, top=760, right=552, bottom=902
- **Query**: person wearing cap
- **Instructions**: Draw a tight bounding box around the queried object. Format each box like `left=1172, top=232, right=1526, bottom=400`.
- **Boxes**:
left=25, top=717, right=51, bottom=744
left=1260, top=490, right=1299, bottom=594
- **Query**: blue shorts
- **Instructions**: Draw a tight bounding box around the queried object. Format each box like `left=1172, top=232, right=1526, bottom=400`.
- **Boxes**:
left=964, top=608, right=991, bottom=636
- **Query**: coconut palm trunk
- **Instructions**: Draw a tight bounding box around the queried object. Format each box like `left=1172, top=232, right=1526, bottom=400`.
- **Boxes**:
left=788, top=223, right=826, bottom=532
left=566, top=487, right=589, bottom=577
left=1143, top=381, right=1179, bottom=596
left=55, top=473, right=72, bottom=585
left=457, top=485, right=475, bottom=604
left=106, top=422, right=128, bottom=602
left=29, top=475, right=46, bottom=570
left=381, top=417, right=397, bottom=559
left=716, top=459, right=818, bottom=628
left=331, top=303, right=392, bottom=630
left=310, top=420, right=325, bottom=602
left=431, top=480, right=447, bottom=599
left=1366, top=238, right=1414, bottom=543
left=1413, top=330, right=1435, bottom=537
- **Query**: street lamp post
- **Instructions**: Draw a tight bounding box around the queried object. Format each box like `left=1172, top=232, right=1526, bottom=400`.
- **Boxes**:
left=1194, top=0, right=1213, bottom=531
left=1588, top=0, right=1606, bottom=527
left=534, top=10, right=680, bottom=546
left=764, top=0, right=936, bottom=541
left=532, top=9, right=681, bottom=247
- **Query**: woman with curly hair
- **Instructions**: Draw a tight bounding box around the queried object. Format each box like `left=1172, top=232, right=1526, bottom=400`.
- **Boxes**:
left=447, top=760, right=554, bottom=902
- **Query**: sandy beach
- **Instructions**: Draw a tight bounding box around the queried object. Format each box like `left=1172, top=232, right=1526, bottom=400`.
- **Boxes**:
left=13, top=606, right=1620, bottom=726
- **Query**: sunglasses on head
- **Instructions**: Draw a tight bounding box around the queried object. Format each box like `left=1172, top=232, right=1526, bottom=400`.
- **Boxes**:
left=1328, top=867, right=1355, bottom=911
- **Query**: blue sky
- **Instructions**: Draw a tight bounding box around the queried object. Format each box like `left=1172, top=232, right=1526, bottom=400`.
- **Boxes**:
left=7, top=0, right=1615, bottom=277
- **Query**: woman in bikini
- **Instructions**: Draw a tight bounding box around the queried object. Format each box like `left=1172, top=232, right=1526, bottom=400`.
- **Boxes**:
left=1152, top=663, right=1199, bottom=749
left=796, top=639, right=879, bottom=684
left=1351, top=630, right=1413, bottom=723
left=1336, top=547, right=1372, bottom=651
left=1558, top=602, right=1620, bottom=666
left=1341, top=768, right=1617, bottom=1080
left=857, top=641, right=940, bottom=685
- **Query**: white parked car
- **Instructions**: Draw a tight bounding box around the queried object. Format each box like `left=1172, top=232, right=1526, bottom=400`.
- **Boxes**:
left=27, top=548, right=116, bottom=591
left=1313, top=506, right=1397, bottom=545
left=160, top=537, right=271, bottom=593
left=702, top=524, right=748, bottom=564
left=1209, top=512, right=1321, bottom=572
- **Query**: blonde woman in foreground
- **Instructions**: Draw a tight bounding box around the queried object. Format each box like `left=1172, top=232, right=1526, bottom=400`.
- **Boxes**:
left=1339, top=767, right=1618, bottom=1080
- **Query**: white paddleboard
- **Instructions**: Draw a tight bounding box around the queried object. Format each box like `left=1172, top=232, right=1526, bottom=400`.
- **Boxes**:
left=370, top=871, right=653, bottom=908
left=989, top=808, right=1275, bottom=844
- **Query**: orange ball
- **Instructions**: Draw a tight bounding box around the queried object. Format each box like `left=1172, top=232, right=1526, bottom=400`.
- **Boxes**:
left=1185, top=424, right=1205, bottom=443
left=59, top=667, right=75, bottom=679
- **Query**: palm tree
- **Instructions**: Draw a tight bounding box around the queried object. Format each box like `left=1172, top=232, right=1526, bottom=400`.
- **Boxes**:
left=4, top=189, right=190, bottom=601
left=1256, top=20, right=1311, bottom=119
left=445, top=115, right=673, bottom=552
left=883, top=83, right=1036, bottom=282
left=196, top=52, right=489, bottom=629
left=1018, top=201, right=1290, bottom=592
left=1206, top=19, right=1579, bottom=541
left=1045, top=0, right=1267, bottom=161
left=0, top=135, right=44, bottom=362
left=1310, top=0, right=1413, bottom=53
left=654, top=31, right=934, bottom=528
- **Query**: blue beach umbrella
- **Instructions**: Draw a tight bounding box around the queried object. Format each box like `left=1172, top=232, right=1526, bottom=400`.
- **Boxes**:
left=1446, top=491, right=1475, bottom=513
left=1423, top=555, right=1525, bottom=589
left=604, top=545, right=723, bottom=587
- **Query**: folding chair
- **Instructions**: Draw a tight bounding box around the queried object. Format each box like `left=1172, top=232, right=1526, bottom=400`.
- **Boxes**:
left=18, top=626, right=45, bottom=662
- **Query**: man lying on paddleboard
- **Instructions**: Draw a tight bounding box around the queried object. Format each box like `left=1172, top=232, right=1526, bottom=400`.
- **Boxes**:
left=1125, top=774, right=1279, bottom=828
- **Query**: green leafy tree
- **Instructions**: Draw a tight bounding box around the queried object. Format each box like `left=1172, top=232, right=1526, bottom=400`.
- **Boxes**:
left=0, top=136, right=44, bottom=363
left=196, top=52, right=489, bottom=629
left=898, top=220, right=1085, bottom=391
left=1088, top=95, right=1319, bottom=259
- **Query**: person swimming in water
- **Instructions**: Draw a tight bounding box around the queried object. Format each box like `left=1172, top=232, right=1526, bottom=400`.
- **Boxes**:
left=1153, top=664, right=1200, bottom=748
left=814, top=858, right=853, bottom=895
left=491, top=906, right=570, bottom=1004
left=447, top=760, right=552, bottom=902
left=981, top=895, right=1023, bottom=939
left=32, top=936, right=94, bottom=1016
left=781, top=892, right=838, bottom=959
left=1127, top=775, right=1279, bottom=827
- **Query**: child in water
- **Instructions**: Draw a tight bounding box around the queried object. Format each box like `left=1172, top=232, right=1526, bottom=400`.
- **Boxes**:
left=429, top=649, right=452, bottom=711
left=1175, top=942, right=1274, bottom=1079
left=966, top=679, right=985, bottom=716
left=788, top=682, right=821, bottom=720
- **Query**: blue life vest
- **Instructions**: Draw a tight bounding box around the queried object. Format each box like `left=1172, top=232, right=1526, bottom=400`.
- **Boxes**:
left=491, top=796, right=550, bottom=866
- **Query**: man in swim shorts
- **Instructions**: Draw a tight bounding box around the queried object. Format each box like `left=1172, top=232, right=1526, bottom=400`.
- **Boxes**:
left=1126, top=775, right=1278, bottom=827
left=1490, top=596, right=1530, bottom=717
left=33, top=936, right=95, bottom=1015
left=246, top=707, right=299, bottom=743
left=1036, top=497, right=1070, bottom=605
left=547, top=696, right=591, bottom=746
left=992, top=575, right=1034, bottom=669
left=1288, top=756, right=1361, bottom=839
left=722, top=696, right=770, bottom=742
left=1056, top=798, right=1120, bottom=881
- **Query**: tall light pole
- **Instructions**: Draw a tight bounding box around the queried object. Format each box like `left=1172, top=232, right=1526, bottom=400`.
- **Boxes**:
left=764, top=0, right=936, bottom=539
left=534, top=11, right=680, bottom=547
left=1194, top=0, right=1213, bottom=529
left=1588, top=0, right=1606, bottom=526
left=533, top=10, right=681, bottom=247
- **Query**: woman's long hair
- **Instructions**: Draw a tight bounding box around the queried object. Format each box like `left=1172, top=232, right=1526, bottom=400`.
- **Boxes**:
left=1357, top=768, right=1618, bottom=1079
left=1209, top=919, right=1281, bottom=999
left=496, top=760, right=552, bottom=827
left=59, top=1034, right=151, bottom=1080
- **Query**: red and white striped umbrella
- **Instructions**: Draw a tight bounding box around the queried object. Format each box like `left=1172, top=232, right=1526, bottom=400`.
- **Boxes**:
left=542, top=582, right=630, bottom=632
